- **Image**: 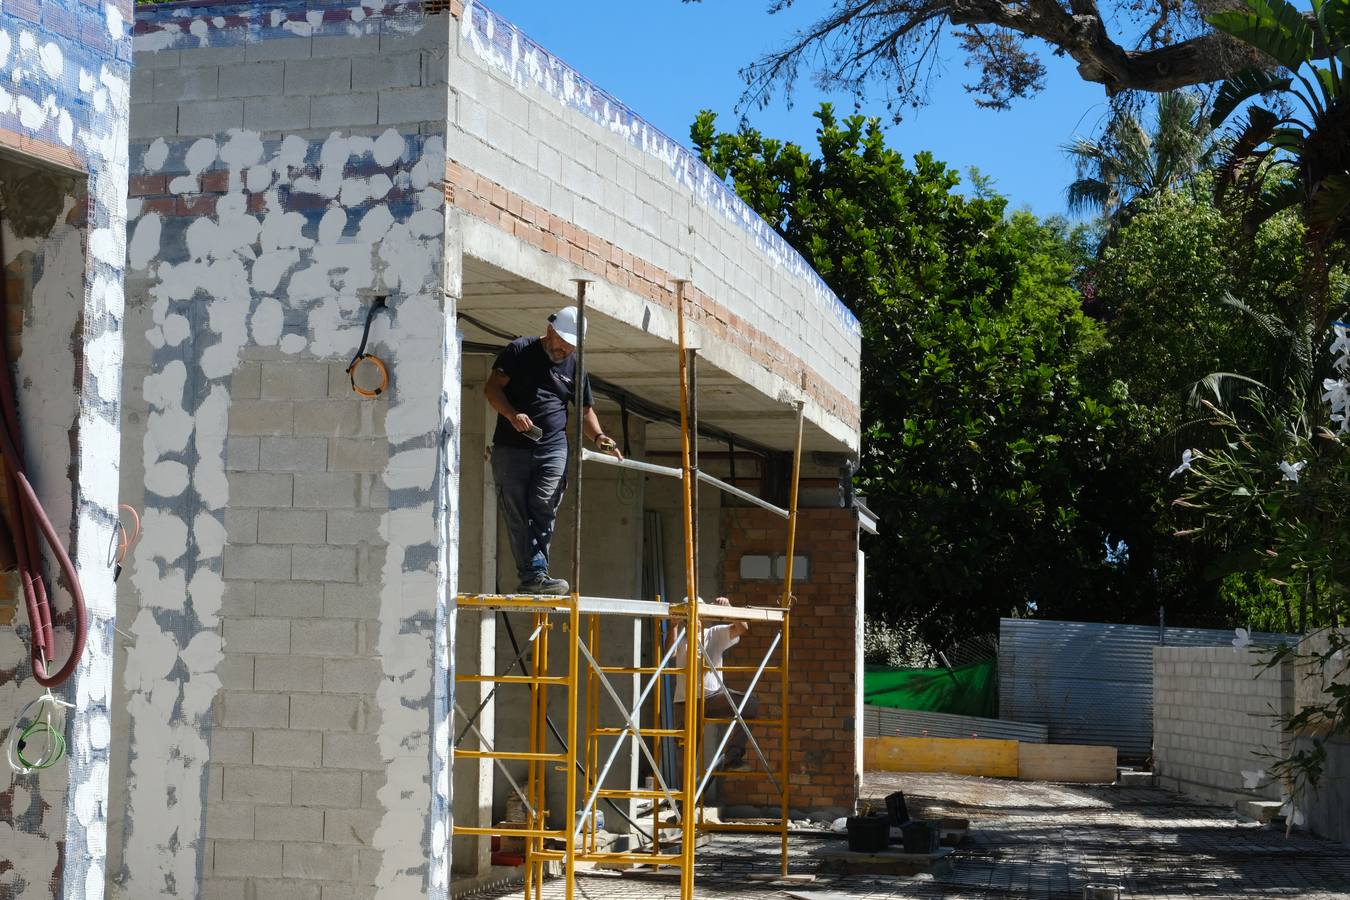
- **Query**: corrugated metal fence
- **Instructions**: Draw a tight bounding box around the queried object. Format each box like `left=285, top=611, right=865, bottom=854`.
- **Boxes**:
left=863, top=706, right=1049, bottom=743
left=998, top=618, right=1294, bottom=757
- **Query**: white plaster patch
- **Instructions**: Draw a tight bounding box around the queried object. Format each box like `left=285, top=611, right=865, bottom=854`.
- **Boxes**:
left=192, top=511, right=227, bottom=558
left=128, top=213, right=162, bottom=272
left=189, top=19, right=211, bottom=45
left=73, top=760, right=109, bottom=827
left=89, top=228, right=121, bottom=268
left=221, top=131, right=264, bottom=173
left=143, top=137, right=169, bottom=173
left=374, top=128, right=405, bottom=167
left=57, top=109, right=74, bottom=146
left=39, top=42, right=63, bottom=79
left=162, top=314, right=191, bottom=346
left=180, top=631, right=223, bottom=674
left=171, top=138, right=219, bottom=195
left=318, top=206, right=348, bottom=245
left=246, top=165, right=274, bottom=193
left=250, top=297, right=284, bottom=346
left=100, top=67, right=130, bottom=115
left=261, top=209, right=313, bottom=252
left=279, top=333, right=308, bottom=354
left=106, top=3, right=126, bottom=39
left=187, top=566, right=225, bottom=621
left=17, top=95, right=47, bottom=130
left=134, top=26, right=181, bottom=53
left=88, top=712, right=112, bottom=750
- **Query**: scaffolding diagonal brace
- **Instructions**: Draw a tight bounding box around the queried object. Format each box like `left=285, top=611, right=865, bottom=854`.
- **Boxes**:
left=695, top=629, right=783, bottom=802
left=453, top=620, right=544, bottom=746
left=452, top=701, right=538, bottom=819
left=573, top=634, right=685, bottom=835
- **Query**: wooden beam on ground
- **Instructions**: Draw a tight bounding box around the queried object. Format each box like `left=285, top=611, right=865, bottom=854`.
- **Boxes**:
left=1018, top=742, right=1117, bottom=783
left=864, top=736, right=1019, bottom=778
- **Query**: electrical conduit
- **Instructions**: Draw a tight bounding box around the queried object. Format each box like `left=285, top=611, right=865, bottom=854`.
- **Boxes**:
left=0, top=227, right=87, bottom=687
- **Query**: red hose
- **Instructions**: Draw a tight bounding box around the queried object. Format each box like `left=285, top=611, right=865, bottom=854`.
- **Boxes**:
left=0, top=228, right=87, bottom=687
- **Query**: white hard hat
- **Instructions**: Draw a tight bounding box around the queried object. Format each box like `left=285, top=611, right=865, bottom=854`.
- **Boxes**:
left=549, top=306, right=585, bottom=346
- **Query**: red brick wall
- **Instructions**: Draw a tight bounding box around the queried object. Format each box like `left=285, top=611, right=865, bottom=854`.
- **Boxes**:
left=718, top=506, right=859, bottom=812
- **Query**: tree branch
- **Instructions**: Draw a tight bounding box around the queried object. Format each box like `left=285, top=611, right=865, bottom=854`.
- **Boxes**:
left=736, top=0, right=1256, bottom=112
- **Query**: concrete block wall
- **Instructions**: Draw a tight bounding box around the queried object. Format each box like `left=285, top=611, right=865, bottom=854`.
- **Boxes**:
left=199, top=351, right=388, bottom=900
left=1153, top=646, right=1294, bottom=805
left=446, top=1, right=861, bottom=451
left=111, top=3, right=457, bottom=898
left=1292, top=630, right=1350, bottom=845
left=0, top=0, right=131, bottom=896
left=718, top=507, right=860, bottom=814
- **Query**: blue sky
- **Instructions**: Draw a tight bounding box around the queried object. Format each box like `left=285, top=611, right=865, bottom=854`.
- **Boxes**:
left=484, top=0, right=1113, bottom=219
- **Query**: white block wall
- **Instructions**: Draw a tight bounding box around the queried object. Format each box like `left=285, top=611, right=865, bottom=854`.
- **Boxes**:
left=1153, top=646, right=1294, bottom=803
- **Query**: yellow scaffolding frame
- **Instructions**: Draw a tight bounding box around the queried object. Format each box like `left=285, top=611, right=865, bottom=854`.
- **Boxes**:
left=451, top=280, right=804, bottom=900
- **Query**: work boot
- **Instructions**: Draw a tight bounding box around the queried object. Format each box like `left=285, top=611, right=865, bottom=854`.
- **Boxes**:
left=517, top=572, right=569, bottom=596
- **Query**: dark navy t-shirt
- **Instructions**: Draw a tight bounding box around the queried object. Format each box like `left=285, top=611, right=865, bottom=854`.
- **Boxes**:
left=492, top=337, right=594, bottom=449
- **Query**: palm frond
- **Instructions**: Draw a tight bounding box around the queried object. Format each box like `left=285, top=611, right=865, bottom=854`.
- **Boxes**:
left=1209, top=0, right=1315, bottom=71
left=1188, top=371, right=1273, bottom=410
left=1248, top=177, right=1306, bottom=230
left=1307, top=173, right=1350, bottom=231
left=1066, top=178, right=1113, bottom=216
left=1216, top=106, right=1280, bottom=209
left=1222, top=292, right=1295, bottom=343
left=1323, top=0, right=1350, bottom=43
left=1212, top=69, right=1294, bottom=126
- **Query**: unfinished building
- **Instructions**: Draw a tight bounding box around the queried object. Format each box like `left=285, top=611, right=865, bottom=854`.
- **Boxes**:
left=0, top=0, right=132, bottom=896
left=1, top=1, right=865, bottom=897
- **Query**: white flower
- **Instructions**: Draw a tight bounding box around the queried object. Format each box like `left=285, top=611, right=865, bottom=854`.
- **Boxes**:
left=1241, top=768, right=1266, bottom=790
left=1323, top=378, right=1350, bottom=432
left=1170, top=449, right=1201, bottom=478
left=1279, top=460, right=1307, bottom=482
left=1233, top=627, right=1252, bottom=651
left=1280, top=796, right=1306, bottom=827
left=1331, top=322, right=1350, bottom=372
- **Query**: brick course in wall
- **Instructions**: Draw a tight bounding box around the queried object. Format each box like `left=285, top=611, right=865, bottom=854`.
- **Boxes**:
left=443, top=162, right=860, bottom=435
left=715, top=507, right=859, bottom=813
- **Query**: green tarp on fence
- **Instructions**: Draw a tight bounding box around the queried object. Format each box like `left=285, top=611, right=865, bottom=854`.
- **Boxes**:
left=863, top=658, right=997, bottom=717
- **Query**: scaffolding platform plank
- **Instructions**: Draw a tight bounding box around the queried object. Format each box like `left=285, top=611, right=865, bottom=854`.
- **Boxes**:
left=455, top=594, right=785, bottom=622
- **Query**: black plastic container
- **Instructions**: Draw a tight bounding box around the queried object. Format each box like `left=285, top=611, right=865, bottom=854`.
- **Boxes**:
left=900, top=820, right=939, bottom=854
left=846, top=814, right=890, bottom=853
left=884, top=790, right=910, bottom=826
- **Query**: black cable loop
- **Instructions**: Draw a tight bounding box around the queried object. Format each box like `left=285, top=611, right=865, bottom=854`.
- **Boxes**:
left=347, top=295, right=389, bottom=397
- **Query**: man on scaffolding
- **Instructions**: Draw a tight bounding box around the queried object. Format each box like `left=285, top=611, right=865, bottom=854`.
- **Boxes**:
left=671, top=597, right=760, bottom=772
left=485, top=306, right=623, bottom=596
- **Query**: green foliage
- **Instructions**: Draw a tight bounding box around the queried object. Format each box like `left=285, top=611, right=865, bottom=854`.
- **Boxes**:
left=862, top=617, right=934, bottom=668
left=1208, top=0, right=1350, bottom=324
left=1093, top=189, right=1306, bottom=412
left=1064, top=92, right=1223, bottom=225
left=693, top=105, right=1127, bottom=646
left=1071, top=188, right=1318, bottom=629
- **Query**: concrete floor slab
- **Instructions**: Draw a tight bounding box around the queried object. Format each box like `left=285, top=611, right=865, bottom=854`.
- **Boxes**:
left=460, top=772, right=1350, bottom=898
